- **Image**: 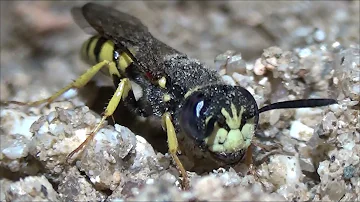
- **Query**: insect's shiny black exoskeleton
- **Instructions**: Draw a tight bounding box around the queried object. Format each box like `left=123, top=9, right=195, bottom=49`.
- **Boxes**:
left=3, top=3, right=337, bottom=190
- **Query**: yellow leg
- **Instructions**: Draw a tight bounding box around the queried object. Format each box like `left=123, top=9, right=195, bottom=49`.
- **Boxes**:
left=2, top=60, right=112, bottom=106
left=162, top=112, right=189, bottom=190
left=67, top=78, right=132, bottom=161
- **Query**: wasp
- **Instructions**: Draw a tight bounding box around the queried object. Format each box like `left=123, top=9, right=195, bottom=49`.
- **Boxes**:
left=3, top=3, right=337, bottom=189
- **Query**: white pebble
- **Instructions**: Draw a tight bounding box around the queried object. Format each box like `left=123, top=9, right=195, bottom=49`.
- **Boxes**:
left=268, top=155, right=303, bottom=186
left=246, top=63, right=254, bottom=71
left=221, top=75, right=236, bottom=86
left=258, top=77, right=268, bottom=86
left=265, top=57, right=278, bottom=70
left=332, top=41, right=341, bottom=49
left=269, top=110, right=281, bottom=125
left=289, top=120, right=314, bottom=141
left=17, top=117, right=41, bottom=139
left=352, top=84, right=360, bottom=94
left=218, top=69, right=226, bottom=76
left=314, top=29, right=326, bottom=42
left=333, top=77, right=339, bottom=85
left=61, top=89, right=78, bottom=100
left=1, top=109, right=41, bottom=140
left=253, top=58, right=266, bottom=75
left=46, top=111, right=57, bottom=123
left=146, top=178, right=155, bottom=185
left=2, top=145, right=28, bottom=160
left=232, top=72, right=252, bottom=86
left=298, top=48, right=312, bottom=58
left=329, top=104, right=342, bottom=113
left=245, top=87, right=255, bottom=95
left=49, top=123, right=65, bottom=136
left=294, top=108, right=323, bottom=119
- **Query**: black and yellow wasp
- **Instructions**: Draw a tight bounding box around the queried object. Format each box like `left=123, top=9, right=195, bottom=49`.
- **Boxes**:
left=3, top=3, right=337, bottom=189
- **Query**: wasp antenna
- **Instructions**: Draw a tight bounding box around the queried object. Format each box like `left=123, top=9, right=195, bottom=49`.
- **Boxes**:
left=259, top=99, right=338, bottom=114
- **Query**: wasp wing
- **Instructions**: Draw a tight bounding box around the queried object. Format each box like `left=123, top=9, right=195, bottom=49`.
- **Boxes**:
left=71, top=6, right=98, bottom=35
left=73, top=3, right=180, bottom=78
left=75, top=3, right=148, bottom=45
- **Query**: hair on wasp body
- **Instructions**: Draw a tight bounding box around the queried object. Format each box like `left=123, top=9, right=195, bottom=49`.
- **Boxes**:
left=1, top=3, right=338, bottom=190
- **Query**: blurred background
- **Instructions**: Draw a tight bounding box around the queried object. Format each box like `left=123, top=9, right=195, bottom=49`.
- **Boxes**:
left=1, top=1, right=359, bottom=98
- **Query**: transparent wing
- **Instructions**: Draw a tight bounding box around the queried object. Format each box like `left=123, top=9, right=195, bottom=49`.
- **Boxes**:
left=71, top=6, right=98, bottom=35
left=73, top=3, right=149, bottom=44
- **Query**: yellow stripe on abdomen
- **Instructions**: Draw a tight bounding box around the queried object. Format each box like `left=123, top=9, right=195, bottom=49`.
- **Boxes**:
left=80, top=36, right=136, bottom=76
left=99, top=40, right=115, bottom=63
left=81, top=36, right=97, bottom=64
left=117, top=50, right=134, bottom=73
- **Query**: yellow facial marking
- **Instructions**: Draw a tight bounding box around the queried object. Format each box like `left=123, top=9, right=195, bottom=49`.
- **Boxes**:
left=221, top=104, right=244, bottom=129
left=158, top=77, right=167, bottom=89
left=205, top=126, right=228, bottom=152
left=206, top=128, right=246, bottom=153
left=163, top=94, right=171, bottom=102
left=241, top=117, right=255, bottom=141
left=204, top=104, right=254, bottom=153
left=223, top=129, right=244, bottom=150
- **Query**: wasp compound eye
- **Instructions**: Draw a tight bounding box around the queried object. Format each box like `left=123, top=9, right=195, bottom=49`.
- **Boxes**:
left=180, top=85, right=259, bottom=164
left=179, top=92, right=209, bottom=141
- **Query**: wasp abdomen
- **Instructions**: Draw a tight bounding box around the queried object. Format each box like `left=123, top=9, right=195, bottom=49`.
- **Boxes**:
left=81, top=36, right=134, bottom=75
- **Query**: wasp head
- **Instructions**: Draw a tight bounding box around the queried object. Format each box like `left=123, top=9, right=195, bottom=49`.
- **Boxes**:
left=179, top=85, right=259, bottom=164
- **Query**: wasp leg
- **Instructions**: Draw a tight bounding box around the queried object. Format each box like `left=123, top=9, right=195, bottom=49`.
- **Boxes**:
left=244, top=145, right=262, bottom=183
left=252, top=139, right=281, bottom=153
left=162, top=112, right=189, bottom=190
left=244, top=144, right=254, bottom=166
left=2, top=60, right=112, bottom=107
left=67, top=77, right=132, bottom=161
left=251, top=139, right=287, bottom=166
left=243, top=144, right=258, bottom=175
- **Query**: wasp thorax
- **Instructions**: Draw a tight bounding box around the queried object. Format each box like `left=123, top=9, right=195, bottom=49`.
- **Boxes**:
left=179, top=85, right=259, bottom=164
